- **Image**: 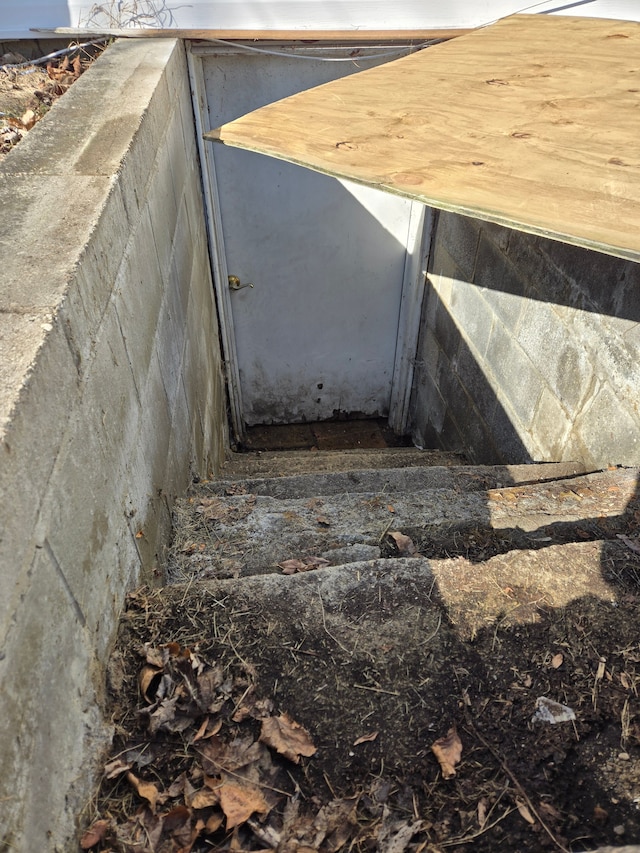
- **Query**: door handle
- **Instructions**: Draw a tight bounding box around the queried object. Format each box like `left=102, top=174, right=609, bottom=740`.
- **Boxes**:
left=228, top=275, right=254, bottom=291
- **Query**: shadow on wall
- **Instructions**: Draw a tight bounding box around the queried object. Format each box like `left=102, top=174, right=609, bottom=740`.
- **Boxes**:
left=411, top=211, right=640, bottom=466
left=411, top=282, right=533, bottom=465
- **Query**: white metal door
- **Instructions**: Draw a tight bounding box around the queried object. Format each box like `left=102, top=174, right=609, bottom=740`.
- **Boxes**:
left=189, top=44, right=428, bottom=439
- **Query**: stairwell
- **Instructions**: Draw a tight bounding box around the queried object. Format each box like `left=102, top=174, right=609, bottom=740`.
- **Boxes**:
left=93, top=447, right=640, bottom=852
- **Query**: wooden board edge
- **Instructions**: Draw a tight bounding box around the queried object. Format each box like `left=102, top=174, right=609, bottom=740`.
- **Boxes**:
left=32, top=27, right=473, bottom=42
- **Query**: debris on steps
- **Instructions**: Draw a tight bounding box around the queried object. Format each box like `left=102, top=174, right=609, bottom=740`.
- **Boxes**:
left=87, top=457, right=640, bottom=853
left=168, top=465, right=635, bottom=582
left=217, top=446, right=467, bottom=479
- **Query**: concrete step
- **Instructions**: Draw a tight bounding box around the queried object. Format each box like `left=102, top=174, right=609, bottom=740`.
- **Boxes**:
left=200, top=461, right=592, bottom=501
left=217, top=447, right=465, bottom=480
left=167, top=537, right=627, bottom=663
left=168, top=467, right=637, bottom=582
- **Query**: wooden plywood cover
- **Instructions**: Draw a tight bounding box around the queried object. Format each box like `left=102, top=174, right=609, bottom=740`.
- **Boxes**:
left=205, top=15, right=640, bottom=261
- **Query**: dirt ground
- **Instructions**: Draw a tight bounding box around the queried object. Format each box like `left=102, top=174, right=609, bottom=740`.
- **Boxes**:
left=81, top=525, right=640, bottom=853
left=0, top=43, right=105, bottom=161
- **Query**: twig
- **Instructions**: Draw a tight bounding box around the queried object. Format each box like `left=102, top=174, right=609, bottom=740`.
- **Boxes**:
left=466, top=721, right=569, bottom=853
left=353, top=684, right=400, bottom=696
left=441, top=806, right=516, bottom=847
left=318, top=592, right=352, bottom=655
left=418, top=612, right=442, bottom=645
left=617, top=533, right=640, bottom=555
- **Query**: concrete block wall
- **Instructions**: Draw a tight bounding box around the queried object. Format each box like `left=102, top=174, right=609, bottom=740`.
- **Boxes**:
left=411, top=211, right=640, bottom=467
left=0, top=39, right=226, bottom=851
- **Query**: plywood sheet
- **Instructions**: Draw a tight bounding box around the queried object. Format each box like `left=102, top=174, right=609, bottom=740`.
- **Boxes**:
left=205, top=15, right=640, bottom=262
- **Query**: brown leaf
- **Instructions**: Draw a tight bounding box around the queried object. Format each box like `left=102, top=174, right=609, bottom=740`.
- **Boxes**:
left=278, top=556, right=330, bottom=575
left=200, top=734, right=267, bottom=774
left=72, top=54, right=82, bottom=76
left=219, top=780, right=269, bottom=829
left=80, top=819, right=110, bottom=849
left=278, top=558, right=307, bottom=574
left=551, top=653, right=564, bottom=669
left=353, top=731, right=378, bottom=746
left=388, top=531, right=417, bottom=557
left=192, top=715, right=223, bottom=743
left=103, top=757, right=131, bottom=779
left=191, top=788, right=221, bottom=809
left=477, top=798, right=488, bottom=828
left=431, top=727, right=462, bottom=779
left=127, top=771, right=160, bottom=811
left=21, top=109, right=36, bottom=130
left=312, top=799, right=359, bottom=852
left=260, top=713, right=317, bottom=763
left=139, top=664, right=163, bottom=702
left=205, top=811, right=225, bottom=833
left=143, top=643, right=167, bottom=667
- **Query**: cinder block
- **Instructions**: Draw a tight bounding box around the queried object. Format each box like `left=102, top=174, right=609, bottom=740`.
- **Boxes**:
left=474, top=235, right=528, bottom=331
left=156, top=279, right=188, bottom=412
left=575, top=382, right=640, bottom=467
left=435, top=211, right=480, bottom=281
left=0, top=174, right=113, bottom=311
left=454, top=339, right=497, bottom=424
left=147, top=141, right=180, bottom=278
left=81, top=305, right=142, bottom=464
left=0, top=545, right=109, bottom=852
left=166, top=377, right=195, bottom=491
left=449, top=280, right=494, bottom=358
left=487, top=398, right=534, bottom=464
left=0, top=322, right=80, bottom=636
left=485, top=318, right=542, bottom=429
left=478, top=220, right=510, bottom=253
left=114, top=208, right=164, bottom=396
left=531, top=386, right=572, bottom=460
left=516, top=300, right=593, bottom=418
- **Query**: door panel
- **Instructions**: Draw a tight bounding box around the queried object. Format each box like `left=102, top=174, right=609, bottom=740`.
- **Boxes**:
left=199, top=48, right=417, bottom=426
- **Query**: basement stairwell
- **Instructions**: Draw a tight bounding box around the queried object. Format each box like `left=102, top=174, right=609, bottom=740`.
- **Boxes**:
left=88, top=447, right=640, bottom=852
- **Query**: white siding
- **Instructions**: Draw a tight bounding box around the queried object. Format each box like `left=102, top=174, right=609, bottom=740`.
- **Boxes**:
left=2, top=0, right=640, bottom=40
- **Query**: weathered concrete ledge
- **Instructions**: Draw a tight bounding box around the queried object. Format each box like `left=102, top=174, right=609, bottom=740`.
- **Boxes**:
left=0, top=39, right=226, bottom=850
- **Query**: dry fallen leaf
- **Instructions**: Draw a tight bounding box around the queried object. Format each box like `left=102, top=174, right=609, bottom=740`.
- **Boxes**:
left=191, top=787, right=221, bottom=809
left=260, top=712, right=317, bottom=763
left=551, top=653, right=564, bottom=669
left=278, top=556, right=330, bottom=574
left=127, top=771, right=160, bottom=812
left=431, top=727, right=462, bottom=779
left=20, top=109, right=36, bottom=130
left=219, top=779, right=269, bottom=828
left=103, top=757, right=132, bottom=779
left=139, top=664, right=163, bottom=702
left=353, top=731, right=379, bottom=746
left=192, top=715, right=223, bottom=743
left=388, top=531, right=418, bottom=557
left=80, top=819, right=110, bottom=849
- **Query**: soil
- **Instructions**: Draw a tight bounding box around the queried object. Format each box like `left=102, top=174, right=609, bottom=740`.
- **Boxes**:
left=82, top=526, right=640, bottom=853
left=0, top=43, right=105, bottom=162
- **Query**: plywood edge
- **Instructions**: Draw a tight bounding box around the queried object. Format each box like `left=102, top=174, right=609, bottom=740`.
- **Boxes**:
left=32, top=27, right=472, bottom=41
left=203, top=131, right=640, bottom=264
